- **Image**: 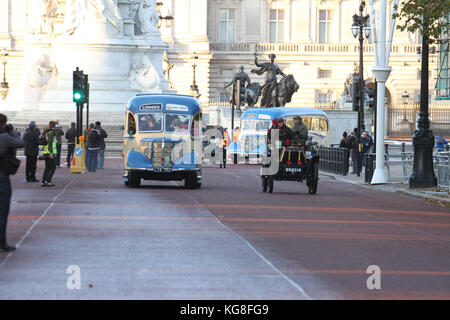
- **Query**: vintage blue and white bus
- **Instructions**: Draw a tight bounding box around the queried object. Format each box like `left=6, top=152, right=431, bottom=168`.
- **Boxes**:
left=228, top=108, right=330, bottom=159
left=123, top=94, right=202, bottom=188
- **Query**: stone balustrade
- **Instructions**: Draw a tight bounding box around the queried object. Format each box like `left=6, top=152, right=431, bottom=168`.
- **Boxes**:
left=209, top=42, right=420, bottom=55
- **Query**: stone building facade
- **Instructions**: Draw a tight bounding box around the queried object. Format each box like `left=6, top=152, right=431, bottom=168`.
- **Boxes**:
left=0, top=0, right=442, bottom=111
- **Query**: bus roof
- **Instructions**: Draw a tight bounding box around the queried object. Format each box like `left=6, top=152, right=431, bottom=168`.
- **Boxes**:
left=241, top=107, right=328, bottom=120
left=127, top=94, right=201, bottom=115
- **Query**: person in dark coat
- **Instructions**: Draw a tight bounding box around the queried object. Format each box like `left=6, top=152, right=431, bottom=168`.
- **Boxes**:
left=339, top=131, right=349, bottom=148
left=0, top=113, right=25, bottom=252
left=65, top=122, right=77, bottom=168
left=87, top=125, right=101, bottom=172
left=54, top=120, right=64, bottom=167
left=95, top=121, right=108, bottom=169
left=348, top=128, right=358, bottom=174
left=22, top=121, right=40, bottom=182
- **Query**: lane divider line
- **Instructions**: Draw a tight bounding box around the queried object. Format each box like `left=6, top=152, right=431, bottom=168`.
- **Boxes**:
left=178, top=184, right=314, bottom=300
left=0, top=178, right=75, bottom=271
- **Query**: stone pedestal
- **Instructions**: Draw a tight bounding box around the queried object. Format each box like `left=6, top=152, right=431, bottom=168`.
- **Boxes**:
left=2, top=1, right=170, bottom=113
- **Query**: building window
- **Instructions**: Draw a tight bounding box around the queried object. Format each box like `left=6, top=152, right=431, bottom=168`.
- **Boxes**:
left=315, top=89, right=333, bottom=104
left=219, top=9, right=236, bottom=43
left=318, top=69, right=332, bottom=79
left=219, top=92, right=230, bottom=102
left=413, top=90, right=432, bottom=104
left=318, top=10, right=333, bottom=43
left=269, top=9, right=284, bottom=43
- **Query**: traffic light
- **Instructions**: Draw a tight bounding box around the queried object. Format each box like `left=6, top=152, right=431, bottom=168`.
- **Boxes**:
left=73, top=68, right=89, bottom=103
left=73, top=69, right=84, bottom=103
left=367, top=87, right=375, bottom=108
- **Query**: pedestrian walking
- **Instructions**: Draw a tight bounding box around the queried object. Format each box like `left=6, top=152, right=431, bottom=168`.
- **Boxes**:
left=220, top=127, right=230, bottom=168
left=0, top=113, right=25, bottom=252
left=54, top=120, right=64, bottom=167
left=41, top=121, right=58, bottom=187
left=65, top=122, right=77, bottom=168
left=84, top=123, right=94, bottom=168
left=95, top=121, right=107, bottom=169
left=339, top=131, right=349, bottom=148
left=22, top=121, right=40, bottom=182
left=87, top=125, right=101, bottom=172
left=434, top=135, right=448, bottom=156
left=348, top=128, right=358, bottom=174
left=339, top=131, right=351, bottom=166
left=360, top=131, right=373, bottom=169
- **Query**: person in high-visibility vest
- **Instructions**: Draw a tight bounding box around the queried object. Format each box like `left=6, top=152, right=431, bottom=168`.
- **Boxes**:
left=41, top=121, right=57, bottom=187
left=220, top=128, right=230, bottom=168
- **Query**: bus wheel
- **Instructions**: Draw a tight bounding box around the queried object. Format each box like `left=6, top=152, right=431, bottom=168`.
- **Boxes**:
left=268, top=176, right=274, bottom=193
left=308, top=164, right=318, bottom=194
left=185, top=173, right=201, bottom=189
left=261, top=176, right=268, bottom=192
left=129, top=171, right=141, bottom=188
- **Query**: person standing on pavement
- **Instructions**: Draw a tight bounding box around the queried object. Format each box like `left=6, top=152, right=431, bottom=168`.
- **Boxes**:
left=54, top=120, right=64, bottom=167
left=95, top=121, right=108, bottom=169
left=360, top=130, right=373, bottom=169
left=41, top=121, right=57, bottom=187
left=0, top=113, right=25, bottom=252
left=65, top=122, right=77, bottom=168
left=22, top=121, right=40, bottom=182
left=87, top=124, right=101, bottom=172
left=348, top=128, right=358, bottom=174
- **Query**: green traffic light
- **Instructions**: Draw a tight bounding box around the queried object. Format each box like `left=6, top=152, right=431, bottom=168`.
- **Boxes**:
left=74, top=92, right=82, bottom=101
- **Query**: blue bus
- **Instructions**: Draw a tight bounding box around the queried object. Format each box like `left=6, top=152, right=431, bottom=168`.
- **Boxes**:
left=228, top=108, right=330, bottom=158
left=123, top=94, right=202, bottom=188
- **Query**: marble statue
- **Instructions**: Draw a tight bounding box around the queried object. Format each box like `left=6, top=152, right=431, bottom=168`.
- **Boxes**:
left=136, top=0, right=160, bottom=35
left=129, top=55, right=160, bottom=90
left=27, top=54, right=58, bottom=88
left=62, top=0, right=123, bottom=35
left=29, top=0, right=59, bottom=34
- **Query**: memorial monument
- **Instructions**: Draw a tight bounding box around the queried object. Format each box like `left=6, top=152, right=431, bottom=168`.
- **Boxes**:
left=1, top=0, right=170, bottom=112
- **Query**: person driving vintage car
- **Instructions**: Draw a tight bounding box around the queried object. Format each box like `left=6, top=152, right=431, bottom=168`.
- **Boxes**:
left=290, top=116, right=308, bottom=146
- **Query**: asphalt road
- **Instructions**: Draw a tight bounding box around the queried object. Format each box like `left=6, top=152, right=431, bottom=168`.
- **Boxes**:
left=0, top=159, right=449, bottom=299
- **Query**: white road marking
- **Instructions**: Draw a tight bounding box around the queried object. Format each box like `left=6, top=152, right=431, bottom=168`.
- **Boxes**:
left=0, top=178, right=75, bottom=270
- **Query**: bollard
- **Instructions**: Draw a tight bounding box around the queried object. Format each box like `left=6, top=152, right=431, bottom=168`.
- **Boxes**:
left=402, top=142, right=406, bottom=153
left=365, top=153, right=376, bottom=183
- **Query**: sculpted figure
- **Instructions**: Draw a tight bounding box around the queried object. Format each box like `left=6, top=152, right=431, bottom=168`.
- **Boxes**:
left=136, top=0, right=160, bottom=35
left=224, top=66, right=251, bottom=107
left=27, top=54, right=57, bottom=88
left=129, top=56, right=160, bottom=90
left=63, top=0, right=123, bottom=35
left=30, top=0, right=59, bottom=34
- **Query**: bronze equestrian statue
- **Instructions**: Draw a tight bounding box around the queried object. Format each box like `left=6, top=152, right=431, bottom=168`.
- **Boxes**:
left=251, top=53, right=299, bottom=108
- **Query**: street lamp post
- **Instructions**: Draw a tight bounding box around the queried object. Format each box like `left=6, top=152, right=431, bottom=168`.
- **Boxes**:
left=409, top=32, right=437, bottom=188
left=0, top=48, right=9, bottom=100
left=351, top=1, right=370, bottom=177
left=401, top=90, right=410, bottom=124
left=190, top=53, right=200, bottom=99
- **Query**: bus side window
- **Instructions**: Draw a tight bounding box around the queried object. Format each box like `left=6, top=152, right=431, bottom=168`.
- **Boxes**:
left=128, top=113, right=136, bottom=136
left=303, top=117, right=312, bottom=130
left=191, top=113, right=201, bottom=137
left=319, top=118, right=328, bottom=133
left=311, top=118, right=320, bottom=132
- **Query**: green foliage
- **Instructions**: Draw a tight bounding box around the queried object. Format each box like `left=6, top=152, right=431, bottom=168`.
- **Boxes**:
left=393, top=0, right=450, bottom=43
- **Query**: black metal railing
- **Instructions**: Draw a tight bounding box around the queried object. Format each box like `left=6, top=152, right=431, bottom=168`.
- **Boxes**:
left=318, top=146, right=350, bottom=175
left=387, top=105, right=450, bottom=137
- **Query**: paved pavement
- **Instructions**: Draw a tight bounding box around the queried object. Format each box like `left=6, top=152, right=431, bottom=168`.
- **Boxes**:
left=1, top=158, right=449, bottom=299
left=323, top=159, right=449, bottom=206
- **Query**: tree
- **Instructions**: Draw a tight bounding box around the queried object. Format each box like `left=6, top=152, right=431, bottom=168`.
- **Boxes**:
left=393, top=0, right=450, bottom=188
left=393, top=0, right=449, bottom=42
